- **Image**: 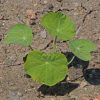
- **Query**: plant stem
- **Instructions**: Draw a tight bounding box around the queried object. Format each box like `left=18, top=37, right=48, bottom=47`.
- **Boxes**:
left=68, top=56, right=75, bottom=65
left=29, top=45, right=33, bottom=50
left=52, top=36, right=57, bottom=52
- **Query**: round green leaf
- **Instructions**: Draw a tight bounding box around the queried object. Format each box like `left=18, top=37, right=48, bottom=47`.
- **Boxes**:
left=4, top=24, right=33, bottom=46
left=24, top=51, right=68, bottom=86
left=69, top=39, right=96, bottom=61
left=41, top=12, right=76, bottom=41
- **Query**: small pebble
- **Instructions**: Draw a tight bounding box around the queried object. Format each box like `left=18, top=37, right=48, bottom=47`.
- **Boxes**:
left=0, top=15, right=4, bottom=20
left=10, top=86, right=18, bottom=91
left=70, top=96, right=77, bottom=100
left=43, top=0, right=48, bottom=4
left=34, top=3, right=37, bottom=7
left=25, top=88, right=32, bottom=93
left=40, top=30, right=47, bottom=39
left=2, top=22, right=5, bottom=26
left=48, top=4, right=54, bottom=10
left=82, top=96, right=89, bottom=100
left=70, top=98, right=76, bottom=100
left=9, top=82, right=15, bottom=86
left=30, top=83, right=34, bottom=88
left=51, top=97, right=56, bottom=100
left=74, top=12, right=79, bottom=16
left=27, top=88, right=32, bottom=92
left=74, top=2, right=80, bottom=7
left=94, top=95, right=100, bottom=100
left=26, top=9, right=37, bottom=20
left=17, top=92, right=23, bottom=97
left=80, top=81, right=88, bottom=88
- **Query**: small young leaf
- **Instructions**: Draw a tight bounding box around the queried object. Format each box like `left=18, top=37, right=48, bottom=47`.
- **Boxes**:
left=69, top=39, right=96, bottom=61
left=4, top=24, right=33, bottom=46
left=41, top=12, right=76, bottom=41
left=24, top=51, right=68, bottom=86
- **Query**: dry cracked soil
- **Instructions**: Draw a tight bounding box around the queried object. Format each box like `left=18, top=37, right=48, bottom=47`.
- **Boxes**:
left=0, top=0, right=100, bottom=100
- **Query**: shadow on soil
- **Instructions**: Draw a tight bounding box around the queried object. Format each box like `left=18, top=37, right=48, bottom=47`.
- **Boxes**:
left=38, top=82, right=79, bottom=96
left=84, top=68, right=100, bottom=85
left=23, top=54, right=28, bottom=62
left=64, top=52, right=100, bottom=85
left=63, top=52, right=89, bottom=70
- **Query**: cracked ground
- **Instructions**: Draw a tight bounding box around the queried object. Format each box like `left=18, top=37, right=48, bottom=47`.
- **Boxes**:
left=0, top=0, right=100, bottom=100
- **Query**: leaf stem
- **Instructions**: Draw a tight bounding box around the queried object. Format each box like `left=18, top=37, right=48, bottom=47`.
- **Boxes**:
left=52, top=36, right=57, bottom=52
left=68, top=56, right=75, bottom=65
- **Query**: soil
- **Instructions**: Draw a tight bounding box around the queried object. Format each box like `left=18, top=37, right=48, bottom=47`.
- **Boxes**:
left=0, top=0, right=100, bottom=100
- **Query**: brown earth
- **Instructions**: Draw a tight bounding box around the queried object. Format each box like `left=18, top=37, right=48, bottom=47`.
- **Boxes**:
left=0, top=0, right=100, bottom=100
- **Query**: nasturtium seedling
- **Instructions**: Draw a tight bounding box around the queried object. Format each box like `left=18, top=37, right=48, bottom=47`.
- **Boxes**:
left=3, top=11, right=96, bottom=87
left=41, top=12, right=76, bottom=41
left=24, top=50, right=68, bottom=86
left=4, top=24, right=33, bottom=46
left=69, top=39, right=96, bottom=61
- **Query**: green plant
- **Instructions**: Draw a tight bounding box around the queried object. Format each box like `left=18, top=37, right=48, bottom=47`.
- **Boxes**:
left=4, top=24, right=33, bottom=46
left=4, top=12, right=96, bottom=86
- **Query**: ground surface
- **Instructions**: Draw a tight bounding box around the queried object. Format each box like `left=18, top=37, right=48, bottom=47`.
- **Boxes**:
left=0, top=0, right=100, bottom=100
